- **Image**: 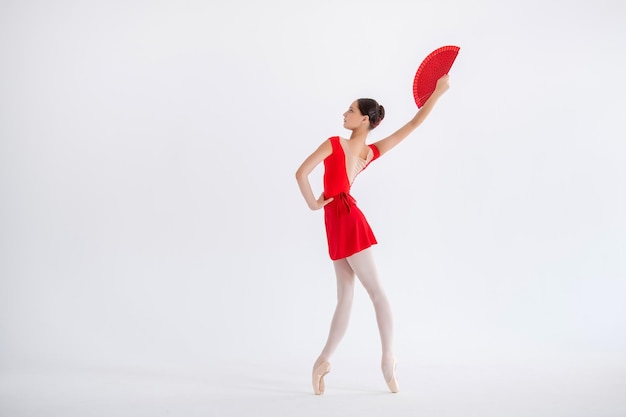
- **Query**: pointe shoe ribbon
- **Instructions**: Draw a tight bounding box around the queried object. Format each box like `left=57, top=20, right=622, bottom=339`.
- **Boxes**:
left=312, top=361, right=331, bottom=395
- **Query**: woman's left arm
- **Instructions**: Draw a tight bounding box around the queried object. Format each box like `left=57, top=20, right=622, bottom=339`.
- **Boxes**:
left=374, top=75, right=450, bottom=156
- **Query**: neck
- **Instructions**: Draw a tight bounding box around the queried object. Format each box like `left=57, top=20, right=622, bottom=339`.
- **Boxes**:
left=349, top=127, right=369, bottom=142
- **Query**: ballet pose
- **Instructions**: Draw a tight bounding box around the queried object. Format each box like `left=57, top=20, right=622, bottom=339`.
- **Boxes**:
left=296, top=75, right=450, bottom=394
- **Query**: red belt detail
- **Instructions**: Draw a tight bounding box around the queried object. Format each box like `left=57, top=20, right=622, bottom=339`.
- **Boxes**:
left=328, top=192, right=356, bottom=216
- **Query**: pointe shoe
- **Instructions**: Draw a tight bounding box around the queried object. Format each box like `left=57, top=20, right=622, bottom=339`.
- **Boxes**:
left=312, top=361, right=331, bottom=395
left=385, top=358, right=399, bottom=393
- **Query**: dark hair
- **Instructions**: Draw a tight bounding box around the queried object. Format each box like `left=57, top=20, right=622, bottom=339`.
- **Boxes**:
left=357, top=98, right=385, bottom=129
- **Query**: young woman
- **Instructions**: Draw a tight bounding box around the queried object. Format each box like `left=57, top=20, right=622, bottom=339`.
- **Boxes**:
left=296, top=75, right=450, bottom=395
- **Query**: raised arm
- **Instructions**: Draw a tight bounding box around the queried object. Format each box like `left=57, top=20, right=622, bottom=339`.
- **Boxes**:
left=373, top=75, right=450, bottom=156
left=295, top=139, right=334, bottom=210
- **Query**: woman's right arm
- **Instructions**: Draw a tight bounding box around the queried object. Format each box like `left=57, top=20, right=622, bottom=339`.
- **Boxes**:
left=295, top=140, right=334, bottom=210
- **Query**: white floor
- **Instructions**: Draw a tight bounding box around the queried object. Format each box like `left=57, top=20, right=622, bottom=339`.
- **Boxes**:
left=2, top=357, right=625, bottom=417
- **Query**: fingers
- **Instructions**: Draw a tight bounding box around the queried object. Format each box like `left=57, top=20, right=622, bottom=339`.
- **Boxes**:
left=314, top=194, right=333, bottom=210
left=317, top=193, right=333, bottom=203
left=436, top=74, right=450, bottom=93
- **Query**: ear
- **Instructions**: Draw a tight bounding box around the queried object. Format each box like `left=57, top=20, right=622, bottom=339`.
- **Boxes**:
left=362, top=115, right=369, bottom=125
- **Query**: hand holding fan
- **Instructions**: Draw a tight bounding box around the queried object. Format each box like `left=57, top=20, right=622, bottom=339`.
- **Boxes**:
left=413, top=45, right=460, bottom=108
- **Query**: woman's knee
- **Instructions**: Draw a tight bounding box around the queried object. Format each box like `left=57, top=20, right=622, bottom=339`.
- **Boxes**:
left=364, top=284, right=387, bottom=304
left=337, top=278, right=355, bottom=301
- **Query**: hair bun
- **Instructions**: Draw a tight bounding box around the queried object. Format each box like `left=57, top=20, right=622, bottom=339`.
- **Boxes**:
left=357, top=98, right=385, bottom=130
left=378, top=105, right=385, bottom=121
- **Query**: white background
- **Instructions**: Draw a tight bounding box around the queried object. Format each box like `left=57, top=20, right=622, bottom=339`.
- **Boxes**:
left=1, top=0, right=625, bottom=416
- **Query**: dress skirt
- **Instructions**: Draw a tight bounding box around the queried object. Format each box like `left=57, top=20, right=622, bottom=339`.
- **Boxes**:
left=323, top=192, right=377, bottom=260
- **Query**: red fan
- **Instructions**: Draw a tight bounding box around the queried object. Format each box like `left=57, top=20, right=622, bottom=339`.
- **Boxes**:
left=413, top=45, right=460, bottom=108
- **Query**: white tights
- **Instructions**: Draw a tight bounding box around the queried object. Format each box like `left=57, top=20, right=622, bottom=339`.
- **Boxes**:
left=314, top=248, right=395, bottom=379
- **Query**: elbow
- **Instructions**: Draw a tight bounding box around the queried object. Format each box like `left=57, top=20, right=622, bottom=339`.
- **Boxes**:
left=295, top=167, right=306, bottom=182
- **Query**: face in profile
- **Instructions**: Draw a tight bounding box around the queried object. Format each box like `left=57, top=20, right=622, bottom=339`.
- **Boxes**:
left=343, top=101, right=367, bottom=130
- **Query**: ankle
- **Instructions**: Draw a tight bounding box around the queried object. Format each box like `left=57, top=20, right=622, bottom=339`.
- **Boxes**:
left=381, top=352, right=395, bottom=363
left=314, top=356, right=330, bottom=369
left=381, top=355, right=396, bottom=381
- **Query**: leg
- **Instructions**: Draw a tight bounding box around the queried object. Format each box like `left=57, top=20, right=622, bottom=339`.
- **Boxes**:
left=346, top=248, right=396, bottom=382
left=314, top=258, right=356, bottom=369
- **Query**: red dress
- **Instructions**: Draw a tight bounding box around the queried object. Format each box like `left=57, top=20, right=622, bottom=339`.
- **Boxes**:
left=323, top=136, right=380, bottom=260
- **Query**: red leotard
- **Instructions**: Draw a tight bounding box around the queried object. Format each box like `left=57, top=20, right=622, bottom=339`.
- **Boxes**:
left=323, top=136, right=380, bottom=260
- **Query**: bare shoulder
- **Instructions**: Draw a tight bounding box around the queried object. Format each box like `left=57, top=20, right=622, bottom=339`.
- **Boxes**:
left=296, top=138, right=333, bottom=177
left=315, top=137, right=333, bottom=156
